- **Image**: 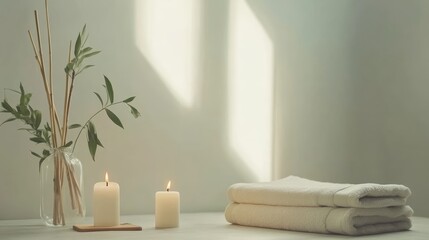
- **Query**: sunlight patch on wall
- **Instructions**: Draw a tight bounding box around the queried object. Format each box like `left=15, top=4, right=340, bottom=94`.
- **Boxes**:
left=135, top=0, right=200, bottom=108
left=228, top=0, right=274, bottom=181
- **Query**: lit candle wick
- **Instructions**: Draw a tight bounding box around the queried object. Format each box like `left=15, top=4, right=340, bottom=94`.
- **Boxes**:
left=105, top=172, right=109, bottom=187
left=166, top=180, right=171, bottom=192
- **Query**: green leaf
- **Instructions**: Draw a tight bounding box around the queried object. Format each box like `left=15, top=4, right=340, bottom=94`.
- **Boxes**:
left=1, top=100, right=14, bottom=113
left=88, top=137, right=97, bottom=161
left=76, top=56, right=85, bottom=68
left=74, top=33, right=82, bottom=57
left=44, top=123, right=51, bottom=132
left=128, top=105, right=141, bottom=118
left=87, top=121, right=97, bottom=161
left=19, top=83, right=25, bottom=95
left=104, top=75, right=114, bottom=103
left=4, top=88, right=20, bottom=94
left=105, top=109, right=123, bottom=129
left=80, top=47, right=92, bottom=55
left=63, top=141, right=73, bottom=148
left=81, top=24, right=88, bottom=46
left=25, top=93, right=32, bottom=104
left=95, top=135, right=104, bottom=148
left=43, top=149, right=50, bottom=156
left=36, top=149, right=51, bottom=172
left=31, top=151, right=42, bottom=158
left=82, top=51, right=101, bottom=59
left=123, top=96, right=135, bottom=103
left=68, top=124, right=82, bottom=129
left=80, top=64, right=94, bottom=72
left=30, top=137, right=46, bottom=144
left=33, top=110, right=41, bottom=129
left=34, top=129, right=42, bottom=136
left=94, top=92, right=104, bottom=106
left=42, top=130, right=51, bottom=147
left=0, top=117, right=16, bottom=127
left=81, top=35, right=89, bottom=49
left=81, top=24, right=87, bottom=38
left=17, top=88, right=31, bottom=116
left=65, top=62, right=74, bottom=74
left=76, top=65, right=95, bottom=76
left=87, top=121, right=96, bottom=138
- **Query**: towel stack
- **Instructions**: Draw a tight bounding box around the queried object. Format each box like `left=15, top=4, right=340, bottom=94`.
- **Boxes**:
left=225, top=176, right=413, bottom=236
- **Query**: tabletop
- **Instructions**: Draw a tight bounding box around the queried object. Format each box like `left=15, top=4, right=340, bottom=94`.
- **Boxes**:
left=1, top=212, right=429, bottom=240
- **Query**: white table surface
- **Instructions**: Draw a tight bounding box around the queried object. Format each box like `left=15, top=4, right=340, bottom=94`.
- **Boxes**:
left=1, top=212, right=428, bottom=240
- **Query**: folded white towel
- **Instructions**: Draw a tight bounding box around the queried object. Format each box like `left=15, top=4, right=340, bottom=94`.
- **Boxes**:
left=225, top=203, right=413, bottom=236
left=228, top=176, right=411, bottom=208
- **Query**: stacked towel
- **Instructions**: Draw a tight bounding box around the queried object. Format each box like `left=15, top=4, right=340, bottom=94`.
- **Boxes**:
left=225, top=176, right=413, bottom=236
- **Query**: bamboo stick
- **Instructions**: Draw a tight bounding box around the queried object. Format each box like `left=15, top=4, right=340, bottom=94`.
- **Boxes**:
left=44, top=0, right=58, bottom=148
left=44, top=1, right=65, bottom=225
left=34, top=10, right=60, bottom=224
left=29, top=0, right=85, bottom=225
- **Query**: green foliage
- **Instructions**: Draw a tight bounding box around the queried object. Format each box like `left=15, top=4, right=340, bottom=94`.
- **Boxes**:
left=65, top=25, right=100, bottom=77
left=0, top=24, right=141, bottom=165
left=104, top=76, right=114, bottom=104
left=75, top=75, right=140, bottom=160
left=0, top=84, right=54, bottom=165
left=86, top=121, right=99, bottom=161
left=105, top=109, right=123, bottom=129
left=68, top=124, right=81, bottom=129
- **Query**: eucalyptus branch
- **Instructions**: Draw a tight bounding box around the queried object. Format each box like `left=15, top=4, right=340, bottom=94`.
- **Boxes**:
left=71, top=101, right=122, bottom=153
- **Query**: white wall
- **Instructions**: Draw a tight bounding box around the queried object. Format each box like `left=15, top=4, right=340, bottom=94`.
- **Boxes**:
left=0, top=0, right=256, bottom=220
left=1, top=0, right=429, bottom=220
left=251, top=0, right=429, bottom=216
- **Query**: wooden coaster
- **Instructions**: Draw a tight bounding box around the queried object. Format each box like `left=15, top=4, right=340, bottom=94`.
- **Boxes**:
left=73, top=223, right=142, bottom=232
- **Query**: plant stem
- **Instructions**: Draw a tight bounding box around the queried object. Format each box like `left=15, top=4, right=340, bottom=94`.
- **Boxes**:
left=64, top=71, right=76, bottom=143
left=28, top=31, right=63, bottom=134
left=71, top=102, right=123, bottom=152
left=62, top=41, right=72, bottom=145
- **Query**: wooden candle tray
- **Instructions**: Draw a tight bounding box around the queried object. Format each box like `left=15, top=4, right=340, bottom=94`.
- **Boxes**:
left=73, top=223, right=142, bottom=232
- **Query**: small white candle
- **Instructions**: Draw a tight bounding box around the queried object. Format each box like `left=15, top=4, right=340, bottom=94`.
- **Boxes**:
left=155, top=181, right=180, bottom=228
left=93, top=172, right=120, bottom=227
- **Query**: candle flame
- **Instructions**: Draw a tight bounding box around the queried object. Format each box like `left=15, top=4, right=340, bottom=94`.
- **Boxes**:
left=105, top=172, right=109, bottom=186
left=166, top=180, right=171, bottom=192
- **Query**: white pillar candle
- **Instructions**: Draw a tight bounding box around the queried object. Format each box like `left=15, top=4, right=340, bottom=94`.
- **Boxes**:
left=93, top=172, right=120, bottom=227
left=155, top=181, right=180, bottom=228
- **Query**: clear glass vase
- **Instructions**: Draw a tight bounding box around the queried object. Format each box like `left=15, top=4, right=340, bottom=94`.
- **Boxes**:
left=39, top=148, right=85, bottom=226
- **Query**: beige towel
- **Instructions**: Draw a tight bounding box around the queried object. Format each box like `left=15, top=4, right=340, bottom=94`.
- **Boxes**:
left=225, top=203, right=413, bottom=236
left=228, top=176, right=411, bottom=208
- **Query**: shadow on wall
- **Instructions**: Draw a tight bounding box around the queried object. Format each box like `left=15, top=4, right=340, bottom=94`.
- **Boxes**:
left=133, top=0, right=274, bottom=183
left=118, top=0, right=275, bottom=213
left=244, top=0, right=429, bottom=217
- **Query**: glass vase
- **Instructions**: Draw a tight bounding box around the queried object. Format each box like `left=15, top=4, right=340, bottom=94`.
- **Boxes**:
left=39, top=148, right=85, bottom=226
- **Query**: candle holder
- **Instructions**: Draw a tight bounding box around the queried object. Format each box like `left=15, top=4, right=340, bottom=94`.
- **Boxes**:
left=73, top=223, right=142, bottom=232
